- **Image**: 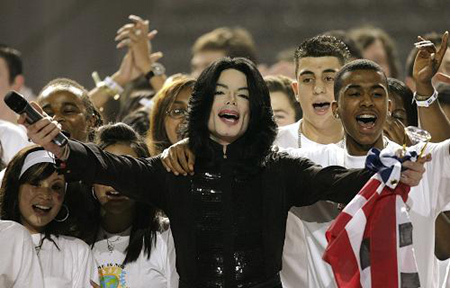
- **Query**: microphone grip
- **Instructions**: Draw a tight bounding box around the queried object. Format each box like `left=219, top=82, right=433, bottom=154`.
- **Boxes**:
left=25, top=106, right=68, bottom=147
left=17, top=97, right=68, bottom=147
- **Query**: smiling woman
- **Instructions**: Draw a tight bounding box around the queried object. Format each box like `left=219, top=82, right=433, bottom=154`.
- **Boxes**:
left=0, top=145, right=99, bottom=287
left=146, top=76, right=196, bottom=156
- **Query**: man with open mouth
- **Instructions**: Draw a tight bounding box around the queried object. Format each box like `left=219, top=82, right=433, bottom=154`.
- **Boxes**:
left=275, top=35, right=353, bottom=288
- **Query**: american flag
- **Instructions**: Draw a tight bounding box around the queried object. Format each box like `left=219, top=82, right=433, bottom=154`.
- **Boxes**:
left=323, top=148, right=420, bottom=288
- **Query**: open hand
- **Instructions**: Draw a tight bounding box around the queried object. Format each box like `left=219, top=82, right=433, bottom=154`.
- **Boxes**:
left=161, top=138, right=195, bottom=176
left=413, top=31, right=449, bottom=84
left=399, top=153, right=432, bottom=187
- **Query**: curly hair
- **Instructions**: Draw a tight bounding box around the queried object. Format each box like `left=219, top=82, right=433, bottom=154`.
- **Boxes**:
left=188, top=57, right=277, bottom=172
left=294, top=35, right=351, bottom=77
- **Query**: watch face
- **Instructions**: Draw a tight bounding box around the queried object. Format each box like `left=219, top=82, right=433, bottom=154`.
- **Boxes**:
left=152, top=63, right=166, bottom=76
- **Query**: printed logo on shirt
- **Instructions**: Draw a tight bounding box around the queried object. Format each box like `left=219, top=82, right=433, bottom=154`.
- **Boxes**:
left=98, top=263, right=128, bottom=288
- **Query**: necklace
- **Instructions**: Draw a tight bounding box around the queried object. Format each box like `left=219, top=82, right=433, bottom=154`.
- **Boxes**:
left=105, top=234, right=122, bottom=253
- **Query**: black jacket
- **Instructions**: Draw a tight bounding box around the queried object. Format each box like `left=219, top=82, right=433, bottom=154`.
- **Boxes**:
left=65, top=139, right=373, bottom=288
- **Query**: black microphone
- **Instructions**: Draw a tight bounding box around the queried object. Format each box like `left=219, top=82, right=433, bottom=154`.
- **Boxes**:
left=4, top=91, right=68, bottom=147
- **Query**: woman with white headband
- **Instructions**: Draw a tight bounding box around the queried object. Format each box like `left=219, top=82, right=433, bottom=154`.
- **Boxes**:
left=0, top=145, right=99, bottom=287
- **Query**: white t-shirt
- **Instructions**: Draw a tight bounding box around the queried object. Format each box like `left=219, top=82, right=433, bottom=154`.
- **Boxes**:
left=0, top=221, right=44, bottom=288
left=93, top=227, right=178, bottom=288
left=275, top=120, right=343, bottom=288
left=0, top=120, right=31, bottom=165
left=285, top=139, right=450, bottom=287
left=31, top=233, right=99, bottom=288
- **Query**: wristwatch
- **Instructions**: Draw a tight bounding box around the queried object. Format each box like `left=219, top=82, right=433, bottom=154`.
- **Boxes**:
left=145, top=63, right=166, bottom=81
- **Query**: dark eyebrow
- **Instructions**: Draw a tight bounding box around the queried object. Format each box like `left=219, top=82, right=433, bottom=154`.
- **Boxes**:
left=41, top=103, right=52, bottom=110
left=299, top=71, right=314, bottom=77
left=371, top=84, right=386, bottom=90
left=172, top=100, right=187, bottom=105
left=345, top=84, right=361, bottom=90
left=216, top=83, right=228, bottom=89
left=323, top=69, right=338, bottom=73
left=62, top=102, right=78, bottom=107
left=216, top=83, right=249, bottom=91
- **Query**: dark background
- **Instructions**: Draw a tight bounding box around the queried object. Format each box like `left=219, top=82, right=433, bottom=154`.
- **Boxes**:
left=1, top=0, right=449, bottom=93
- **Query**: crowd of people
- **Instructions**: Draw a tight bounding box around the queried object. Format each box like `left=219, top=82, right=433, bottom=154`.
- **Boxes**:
left=0, top=14, right=449, bottom=288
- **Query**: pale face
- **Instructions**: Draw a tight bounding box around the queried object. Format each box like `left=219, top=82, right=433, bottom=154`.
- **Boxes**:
left=335, top=70, right=390, bottom=148
left=293, top=56, right=342, bottom=127
left=363, top=39, right=391, bottom=77
left=0, top=58, right=21, bottom=122
left=19, top=172, right=66, bottom=234
left=93, top=144, right=137, bottom=215
left=270, top=91, right=297, bottom=126
left=164, top=87, right=192, bottom=144
left=39, top=91, right=92, bottom=142
left=191, top=50, right=226, bottom=78
left=208, top=69, right=250, bottom=145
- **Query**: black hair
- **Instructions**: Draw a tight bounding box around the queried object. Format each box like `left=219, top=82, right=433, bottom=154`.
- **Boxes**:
left=334, top=59, right=387, bottom=101
left=122, top=109, right=150, bottom=138
left=91, top=122, right=161, bottom=265
left=294, top=35, right=351, bottom=77
left=0, top=46, right=23, bottom=84
left=0, top=146, right=76, bottom=250
left=188, top=57, right=277, bottom=173
left=387, top=78, right=418, bottom=126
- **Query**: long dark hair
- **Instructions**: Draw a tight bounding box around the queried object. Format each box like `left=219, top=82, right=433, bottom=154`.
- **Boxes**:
left=188, top=57, right=277, bottom=172
left=0, top=145, right=76, bottom=248
left=91, top=122, right=161, bottom=265
left=147, top=76, right=195, bottom=156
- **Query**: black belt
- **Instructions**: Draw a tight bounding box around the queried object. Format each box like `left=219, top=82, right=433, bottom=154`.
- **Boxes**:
left=179, top=273, right=282, bottom=288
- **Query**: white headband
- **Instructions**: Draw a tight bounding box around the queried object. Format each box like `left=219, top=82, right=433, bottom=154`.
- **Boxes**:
left=19, top=150, right=56, bottom=178
left=40, top=84, right=84, bottom=99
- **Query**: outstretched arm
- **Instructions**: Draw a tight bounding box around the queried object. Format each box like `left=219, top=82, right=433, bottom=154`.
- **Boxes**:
left=283, top=153, right=428, bottom=207
left=18, top=103, right=168, bottom=208
left=414, top=31, right=450, bottom=142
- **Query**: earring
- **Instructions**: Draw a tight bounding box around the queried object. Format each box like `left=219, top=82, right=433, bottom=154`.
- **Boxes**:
left=334, top=112, right=340, bottom=119
left=54, top=204, right=69, bottom=222
left=91, top=187, right=98, bottom=200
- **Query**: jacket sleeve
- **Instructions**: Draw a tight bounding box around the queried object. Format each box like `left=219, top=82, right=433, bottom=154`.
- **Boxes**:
left=64, top=140, right=168, bottom=209
left=279, top=153, right=374, bottom=207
